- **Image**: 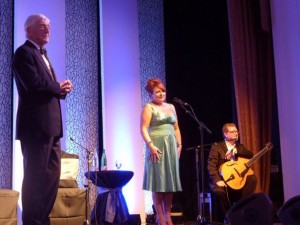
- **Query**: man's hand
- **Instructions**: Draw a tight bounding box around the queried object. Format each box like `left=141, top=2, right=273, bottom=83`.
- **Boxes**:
left=216, top=180, right=227, bottom=187
left=60, top=80, right=73, bottom=94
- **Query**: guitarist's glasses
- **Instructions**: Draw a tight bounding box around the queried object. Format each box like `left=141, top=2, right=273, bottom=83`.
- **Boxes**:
left=227, top=130, right=239, bottom=134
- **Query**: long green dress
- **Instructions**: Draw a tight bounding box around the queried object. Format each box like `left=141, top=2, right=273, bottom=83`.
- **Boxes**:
left=143, top=103, right=182, bottom=192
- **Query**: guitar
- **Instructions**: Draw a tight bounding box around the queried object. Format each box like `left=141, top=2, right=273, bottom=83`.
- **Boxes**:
left=220, top=142, right=273, bottom=190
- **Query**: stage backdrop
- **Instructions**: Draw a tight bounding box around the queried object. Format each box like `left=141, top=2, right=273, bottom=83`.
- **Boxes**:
left=0, top=0, right=13, bottom=189
left=270, top=0, right=300, bottom=201
left=100, top=0, right=167, bottom=218
left=137, top=0, right=166, bottom=215
left=100, top=0, right=145, bottom=217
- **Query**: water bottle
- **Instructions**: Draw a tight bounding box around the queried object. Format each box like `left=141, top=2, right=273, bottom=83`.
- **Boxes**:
left=101, top=149, right=107, bottom=171
left=92, top=148, right=99, bottom=171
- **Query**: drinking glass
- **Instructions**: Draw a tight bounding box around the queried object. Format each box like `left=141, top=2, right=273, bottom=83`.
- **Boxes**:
left=115, top=160, right=122, bottom=170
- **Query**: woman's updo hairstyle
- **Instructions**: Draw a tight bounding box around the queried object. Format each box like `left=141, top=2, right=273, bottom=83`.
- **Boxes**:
left=145, top=78, right=166, bottom=94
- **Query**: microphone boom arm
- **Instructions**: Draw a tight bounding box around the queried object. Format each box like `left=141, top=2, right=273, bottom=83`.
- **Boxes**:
left=178, top=104, right=212, bottom=134
left=70, top=137, right=94, bottom=155
left=69, top=136, right=94, bottom=225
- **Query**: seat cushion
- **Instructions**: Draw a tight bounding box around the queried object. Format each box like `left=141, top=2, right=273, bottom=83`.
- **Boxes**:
left=59, top=179, right=78, bottom=188
left=50, top=188, right=86, bottom=218
left=0, top=218, right=18, bottom=225
left=60, top=158, right=79, bottom=180
left=60, top=151, right=79, bottom=188
left=50, top=216, right=86, bottom=225
left=0, top=189, right=19, bottom=219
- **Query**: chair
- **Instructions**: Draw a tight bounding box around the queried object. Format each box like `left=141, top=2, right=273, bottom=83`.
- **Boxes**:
left=0, top=189, right=19, bottom=225
left=49, top=151, right=87, bottom=225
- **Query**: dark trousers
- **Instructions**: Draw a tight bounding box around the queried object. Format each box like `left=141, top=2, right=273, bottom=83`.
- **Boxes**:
left=211, top=175, right=257, bottom=223
left=21, top=136, right=61, bottom=225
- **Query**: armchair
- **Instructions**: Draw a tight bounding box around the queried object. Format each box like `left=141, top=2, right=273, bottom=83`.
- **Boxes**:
left=49, top=151, right=87, bottom=225
left=0, top=189, right=19, bottom=225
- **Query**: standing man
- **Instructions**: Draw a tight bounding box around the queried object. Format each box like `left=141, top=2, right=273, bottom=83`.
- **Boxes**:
left=12, top=14, right=73, bottom=225
left=207, top=123, right=257, bottom=224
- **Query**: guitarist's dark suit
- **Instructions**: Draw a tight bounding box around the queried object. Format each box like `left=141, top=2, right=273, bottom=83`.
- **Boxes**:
left=207, top=141, right=257, bottom=223
left=12, top=40, right=63, bottom=225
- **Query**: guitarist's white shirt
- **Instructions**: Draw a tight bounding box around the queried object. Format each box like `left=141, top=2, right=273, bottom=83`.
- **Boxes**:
left=225, top=141, right=237, bottom=161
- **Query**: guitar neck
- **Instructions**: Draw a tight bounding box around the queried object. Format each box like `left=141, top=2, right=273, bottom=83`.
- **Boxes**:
left=246, top=144, right=272, bottom=167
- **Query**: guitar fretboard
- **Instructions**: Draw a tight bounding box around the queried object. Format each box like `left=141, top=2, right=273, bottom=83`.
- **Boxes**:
left=246, top=143, right=273, bottom=167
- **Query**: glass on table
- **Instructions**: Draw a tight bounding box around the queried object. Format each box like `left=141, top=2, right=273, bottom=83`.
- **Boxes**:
left=115, top=160, right=122, bottom=170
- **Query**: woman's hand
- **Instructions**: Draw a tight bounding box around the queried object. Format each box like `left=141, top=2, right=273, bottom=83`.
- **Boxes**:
left=149, top=145, right=162, bottom=163
left=177, top=145, right=182, bottom=158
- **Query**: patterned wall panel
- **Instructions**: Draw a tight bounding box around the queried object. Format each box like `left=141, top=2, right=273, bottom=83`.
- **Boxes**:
left=65, top=0, right=100, bottom=203
left=137, top=0, right=166, bottom=215
left=138, top=0, right=166, bottom=107
left=0, top=0, right=13, bottom=189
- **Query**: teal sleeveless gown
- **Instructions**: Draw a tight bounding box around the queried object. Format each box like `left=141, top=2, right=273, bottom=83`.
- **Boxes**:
left=143, top=105, right=182, bottom=192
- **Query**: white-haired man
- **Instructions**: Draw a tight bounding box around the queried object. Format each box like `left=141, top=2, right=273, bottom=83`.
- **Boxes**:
left=12, top=14, right=73, bottom=225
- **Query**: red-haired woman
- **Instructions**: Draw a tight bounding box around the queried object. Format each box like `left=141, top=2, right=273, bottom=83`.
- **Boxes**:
left=140, top=78, right=182, bottom=225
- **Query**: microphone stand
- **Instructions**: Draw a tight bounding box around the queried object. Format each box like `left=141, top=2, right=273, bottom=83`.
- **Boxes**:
left=70, top=137, right=94, bottom=225
left=177, top=104, right=212, bottom=225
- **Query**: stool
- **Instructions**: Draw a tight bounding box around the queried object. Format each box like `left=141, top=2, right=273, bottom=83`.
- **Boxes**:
left=0, top=189, right=19, bottom=225
left=199, top=192, right=212, bottom=222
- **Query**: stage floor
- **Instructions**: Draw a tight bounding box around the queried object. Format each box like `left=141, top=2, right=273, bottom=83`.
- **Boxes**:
left=141, top=213, right=283, bottom=225
left=145, top=221, right=283, bottom=225
left=145, top=223, right=283, bottom=225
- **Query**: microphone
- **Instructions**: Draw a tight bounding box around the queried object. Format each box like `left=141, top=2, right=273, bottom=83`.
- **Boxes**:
left=173, top=97, right=189, bottom=106
left=70, top=136, right=93, bottom=154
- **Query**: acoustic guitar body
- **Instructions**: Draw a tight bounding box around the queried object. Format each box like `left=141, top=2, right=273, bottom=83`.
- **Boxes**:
left=220, top=157, right=253, bottom=190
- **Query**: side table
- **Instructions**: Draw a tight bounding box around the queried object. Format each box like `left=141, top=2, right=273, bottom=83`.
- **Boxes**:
left=85, top=170, right=134, bottom=225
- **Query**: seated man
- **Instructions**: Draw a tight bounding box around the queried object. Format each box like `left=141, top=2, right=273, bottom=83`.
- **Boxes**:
left=207, top=123, right=257, bottom=223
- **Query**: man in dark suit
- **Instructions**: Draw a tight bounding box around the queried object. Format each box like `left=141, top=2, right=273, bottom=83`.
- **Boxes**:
left=207, top=123, right=257, bottom=224
left=12, top=14, right=73, bottom=225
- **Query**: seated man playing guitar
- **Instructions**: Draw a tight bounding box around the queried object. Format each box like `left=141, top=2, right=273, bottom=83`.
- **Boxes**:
left=207, top=123, right=257, bottom=224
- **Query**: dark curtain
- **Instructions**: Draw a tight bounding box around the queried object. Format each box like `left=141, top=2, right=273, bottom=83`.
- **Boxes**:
left=227, top=0, right=275, bottom=193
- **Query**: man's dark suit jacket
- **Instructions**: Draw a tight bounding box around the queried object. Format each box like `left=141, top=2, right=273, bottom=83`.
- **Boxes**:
left=207, top=141, right=253, bottom=188
left=12, top=40, right=63, bottom=139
